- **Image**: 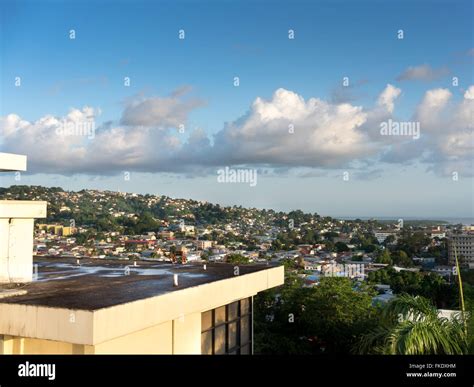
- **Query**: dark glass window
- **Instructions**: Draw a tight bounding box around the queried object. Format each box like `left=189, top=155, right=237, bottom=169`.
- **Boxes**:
left=201, top=330, right=213, bottom=355
left=202, top=310, right=213, bottom=331
left=228, top=302, right=238, bottom=321
left=240, top=315, right=250, bottom=345
left=215, top=306, right=226, bottom=325
left=241, top=298, right=250, bottom=315
left=200, top=297, right=252, bottom=355
left=214, top=326, right=226, bottom=354
left=228, top=322, right=238, bottom=350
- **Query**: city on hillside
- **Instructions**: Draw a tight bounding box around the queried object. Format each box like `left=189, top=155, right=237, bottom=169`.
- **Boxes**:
left=1, top=184, right=473, bottom=355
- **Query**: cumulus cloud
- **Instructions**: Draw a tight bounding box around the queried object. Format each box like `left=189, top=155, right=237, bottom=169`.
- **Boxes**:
left=209, top=88, right=376, bottom=169
left=396, top=64, right=449, bottom=82
left=120, top=88, right=204, bottom=128
left=359, top=84, right=402, bottom=142
left=415, top=88, right=452, bottom=128
left=0, top=90, right=210, bottom=174
left=1, top=84, right=472, bottom=177
left=382, top=86, right=474, bottom=176
left=464, top=85, right=474, bottom=99
left=377, top=84, right=401, bottom=113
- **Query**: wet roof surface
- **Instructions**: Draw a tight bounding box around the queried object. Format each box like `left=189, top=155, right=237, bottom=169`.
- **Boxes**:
left=0, top=257, right=277, bottom=310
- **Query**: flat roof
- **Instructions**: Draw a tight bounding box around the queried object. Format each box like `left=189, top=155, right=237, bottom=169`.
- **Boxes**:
left=0, top=257, right=280, bottom=311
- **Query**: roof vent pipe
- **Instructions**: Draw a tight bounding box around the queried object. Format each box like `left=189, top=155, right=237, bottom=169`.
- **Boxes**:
left=173, top=273, right=179, bottom=287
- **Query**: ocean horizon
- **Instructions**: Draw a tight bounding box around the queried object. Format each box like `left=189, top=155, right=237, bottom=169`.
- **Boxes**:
left=334, top=216, right=474, bottom=225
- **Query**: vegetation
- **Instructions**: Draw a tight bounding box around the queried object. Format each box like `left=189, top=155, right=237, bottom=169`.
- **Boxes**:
left=225, top=254, right=250, bottom=264
left=368, top=267, right=457, bottom=308
left=254, top=276, right=379, bottom=354
left=359, top=295, right=468, bottom=355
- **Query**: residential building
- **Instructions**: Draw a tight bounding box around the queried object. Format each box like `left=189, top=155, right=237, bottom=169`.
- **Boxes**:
left=374, top=231, right=397, bottom=244
left=196, top=240, right=213, bottom=250
left=448, top=233, right=474, bottom=266
left=430, top=226, right=446, bottom=239
left=160, top=231, right=174, bottom=240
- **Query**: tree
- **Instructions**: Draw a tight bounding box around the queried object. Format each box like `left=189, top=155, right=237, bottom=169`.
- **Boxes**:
left=392, top=250, right=412, bottom=267
left=383, top=234, right=396, bottom=246
left=225, top=254, right=250, bottom=264
left=367, top=267, right=457, bottom=308
left=375, top=249, right=392, bottom=265
left=335, top=242, right=349, bottom=253
left=359, top=295, right=467, bottom=354
left=396, top=231, right=431, bottom=257
left=254, top=276, right=379, bottom=354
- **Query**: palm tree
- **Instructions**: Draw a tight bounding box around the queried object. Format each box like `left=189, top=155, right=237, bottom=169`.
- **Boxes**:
left=358, top=294, right=468, bottom=355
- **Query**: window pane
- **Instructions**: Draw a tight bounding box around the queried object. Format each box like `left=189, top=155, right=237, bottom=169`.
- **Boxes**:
left=240, top=344, right=250, bottom=355
left=214, top=325, right=226, bottom=354
left=228, top=302, right=238, bottom=321
left=215, top=306, right=226, bottom=325
left=202, top=310, right=213, bottom=331
left=201, top=331, right=213, bottom=355
left=241, top=298, right=250, bottom=315
left=228, top=322, right=237, bottom=349
left=240, top=315, right=250, bottom=345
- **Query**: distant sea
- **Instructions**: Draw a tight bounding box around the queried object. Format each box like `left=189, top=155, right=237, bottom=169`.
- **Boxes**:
left=334, top=216, right=474, bottom=225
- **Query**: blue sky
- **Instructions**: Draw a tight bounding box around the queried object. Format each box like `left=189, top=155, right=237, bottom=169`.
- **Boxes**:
left=1, top=0, right=473, bottom=218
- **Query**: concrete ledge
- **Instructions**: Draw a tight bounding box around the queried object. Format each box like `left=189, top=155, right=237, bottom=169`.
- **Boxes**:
left=0, top=201, right=47, bottom=218
left=0, top=304, right=94, bottom=345
left=0, top=289, right=28, bottom=299
left=0, top=153, right=26, bottom=172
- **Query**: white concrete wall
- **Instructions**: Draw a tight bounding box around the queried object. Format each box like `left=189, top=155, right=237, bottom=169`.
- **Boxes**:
left=0, top=218, right=34, bottom=282
left=172, top=312, right=201, bottom=354
left=93, top=321, right=173, bottom=354
left=0, top=201, right=47, bottom=283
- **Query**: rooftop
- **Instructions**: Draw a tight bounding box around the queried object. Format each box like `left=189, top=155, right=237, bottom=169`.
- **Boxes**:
left=0, top=257, right=279, bottom=311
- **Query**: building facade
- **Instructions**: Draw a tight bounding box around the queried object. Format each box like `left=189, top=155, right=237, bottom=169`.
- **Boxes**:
left=448, top=233, right=474, bottom=267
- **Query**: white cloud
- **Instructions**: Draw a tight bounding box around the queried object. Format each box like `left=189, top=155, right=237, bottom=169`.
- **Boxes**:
left=120, top=88, right=204, bottom=128
left=415, top=88, right=452, bottom=129
left=0, top=95, right=208, bottom=174
left=377, top=84, right=401, bottom=113
left=210, top=88, right=375, bottom=168
left=464, top=86, right=474, bottom=99
left=1, top=85, right=472, bottom=177
left=417, top=88, right=472, bottom=175
left=396, top=64, right=449, bottom=82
